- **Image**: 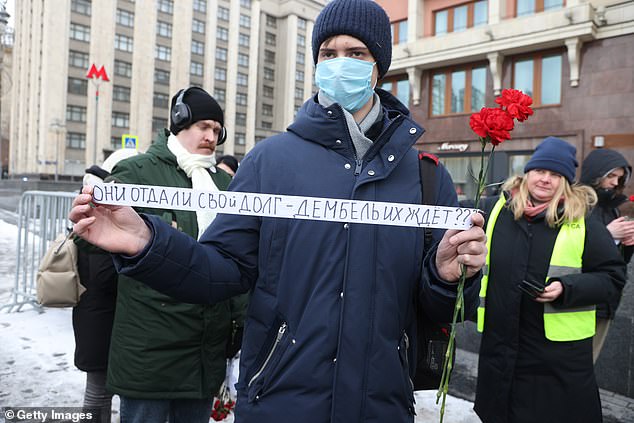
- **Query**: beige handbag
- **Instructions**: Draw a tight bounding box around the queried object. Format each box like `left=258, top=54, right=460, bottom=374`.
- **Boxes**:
left=36, top=232, right=86, bottom=307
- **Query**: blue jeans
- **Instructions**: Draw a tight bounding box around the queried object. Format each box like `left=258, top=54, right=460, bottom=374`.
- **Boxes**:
left=119, top=397, right=212, bottom=423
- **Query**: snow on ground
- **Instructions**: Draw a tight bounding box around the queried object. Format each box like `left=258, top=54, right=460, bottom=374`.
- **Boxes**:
left=0, top=217, right=480, bottom=422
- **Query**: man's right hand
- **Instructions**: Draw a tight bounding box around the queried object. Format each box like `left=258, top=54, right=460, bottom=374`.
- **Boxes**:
left=69, top=185, right=152, bottom=256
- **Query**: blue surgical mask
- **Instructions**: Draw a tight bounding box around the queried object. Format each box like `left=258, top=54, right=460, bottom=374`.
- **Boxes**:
left=315, top=57, right=376, bottom=113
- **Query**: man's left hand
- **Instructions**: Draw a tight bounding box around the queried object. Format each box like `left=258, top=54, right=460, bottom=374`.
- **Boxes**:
left=435, top=212, right=487, bottom=282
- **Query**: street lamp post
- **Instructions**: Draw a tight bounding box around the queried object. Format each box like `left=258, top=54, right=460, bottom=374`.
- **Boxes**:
left=50, top=119, right=65, bottom=181
left=86, top=64, right=109, bottom=166
left=0, top=1, right=9, bottom=179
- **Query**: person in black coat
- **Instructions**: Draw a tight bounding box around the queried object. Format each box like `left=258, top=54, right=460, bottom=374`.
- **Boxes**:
left=580, top=148, right=633, bottom=361
left=474, top=137, right=626, bottom=423
left=72, top=149, right=137, bottom=423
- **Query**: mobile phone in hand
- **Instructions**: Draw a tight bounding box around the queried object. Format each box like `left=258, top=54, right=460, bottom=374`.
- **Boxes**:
left=517, top=279, right=545, bottom=298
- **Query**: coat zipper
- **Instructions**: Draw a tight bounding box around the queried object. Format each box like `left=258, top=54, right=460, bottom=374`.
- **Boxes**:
left=248, top=322, right=287, bottom=387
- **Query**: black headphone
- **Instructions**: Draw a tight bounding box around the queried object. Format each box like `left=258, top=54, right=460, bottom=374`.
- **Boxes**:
left=171, top=87, right=227, bottom=145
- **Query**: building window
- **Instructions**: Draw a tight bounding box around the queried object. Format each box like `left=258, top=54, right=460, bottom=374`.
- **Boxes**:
left=434, top=1, right=488, bottom=35
left=236, top=93, right=247, bottom=106
left=262, top=104, right=273, bottom=116
left=152, top=117, right=168, bottom=131
left=240, top=14, right=250, bottom=28
left=153, top=92, right=169, bottom=108
left=214, top=88, right=226, bottom=102
left=157, top=21, right=172, bottom=38
left=296, top=70, right=304, bottom=82
left=264, top=50, right=275, bottom=63
left=296, top=52, right=305, bottom=65
left=67, top=132, right=86, bottom=149
left=71, top=0, right=91, bottom=15
left=513, top=52, right=562, bottom=106
left=430, top=65, right=487, bottom=116
left=263, top=86, right=274, bottom=98
left=297, top=34, right=305, bottom=47
left=240, top=0, right=251, bottom=7
left=193, top=0, right=206, bottom=13
left=261, top=122, right=272, bottom=129
left=69, top=50, right=89, bottom=68
left=192, top=40, right=204, bottom=56
left=295, top=87, right=303, bottom=100
left=112, top=112, right=130, bottom=128
left=68, top=77, right=88, bottom=95
left=215, top=67, right=227, bottom=81
left=157, top=0, right=173, bottom=14
left=265, top=32, right=276, bottom=46
left=115, top=60, right=132, bottom=78
left=217, top=27, right=229, bottom=41
left=235, top=112, right=247, bottom=125
left=115, top=34, right=134, bottom=52
left=238, top=53, right=249, bottom=67
left=113, top=85, right=131, bottom=102
left=70, top=23, right=90, bottom=42
left=440, top=156, right=490, bottom=200
left=111, top=136, right=121, bottom=150
left=193, top=19, right=205, bottom=34
left=155, top=44, right=171, bottom=61
left=516, top=0, right=563, bottom=16
left=381, top=78, right=410, bottom=107
left=66, top=105, right=87, bottom=122
left=236, top=132, right=246, bottom=145
left=263, top=68, right=274, bottom=81
left=216, top=47, right=227, bottom=62
left=190, top=61, right=204, bottom=76
left=392, top=20, right=408, bottom=44
left=116, top=9, right=134, bottom=27
left=266, top=14, right=276, bottom=27
left=237, top=72, right=248, bottom=86
left=239, top=33, right=250, bottom=47
left=154, top=68, right=170, bottom=85
left=218, top=6, right=230, bottom=21
left=298, top=17, right=306, bottom=30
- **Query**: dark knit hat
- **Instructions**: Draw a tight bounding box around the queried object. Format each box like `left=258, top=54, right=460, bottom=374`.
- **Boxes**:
left=524, top=137, right=578, bottom=183
left=217, top=155, right=239, bottom=174
left=312, top=0, right=392, bottom=78
left=169, top=87, right=224, bottom=135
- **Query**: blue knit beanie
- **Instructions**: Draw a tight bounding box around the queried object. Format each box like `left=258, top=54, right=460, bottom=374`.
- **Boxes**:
left=524, top=137, right=578, bottom=183
left=312, top=0, right=392, bottom=78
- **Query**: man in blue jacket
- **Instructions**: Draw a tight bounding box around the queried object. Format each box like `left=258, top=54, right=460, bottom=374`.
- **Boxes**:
left=70, top=1, right=486, bottom=422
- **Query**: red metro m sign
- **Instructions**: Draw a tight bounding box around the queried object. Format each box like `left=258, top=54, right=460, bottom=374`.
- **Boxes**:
left=86, top=64, right=110, bottom=82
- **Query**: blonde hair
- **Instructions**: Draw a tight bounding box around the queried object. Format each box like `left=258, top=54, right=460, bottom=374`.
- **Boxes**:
left=502, top=174, right=597, bottom=227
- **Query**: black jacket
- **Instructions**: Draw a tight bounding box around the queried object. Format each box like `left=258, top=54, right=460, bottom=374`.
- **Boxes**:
left=580, top=149, right=632, bottom=318
left=474, top=195, right=626, bottom=423
left=73, top=242, right=118, bottom=372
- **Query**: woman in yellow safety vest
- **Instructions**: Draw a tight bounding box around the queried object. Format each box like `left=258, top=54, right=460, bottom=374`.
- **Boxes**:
left=474, top=137, right=626, bottom=423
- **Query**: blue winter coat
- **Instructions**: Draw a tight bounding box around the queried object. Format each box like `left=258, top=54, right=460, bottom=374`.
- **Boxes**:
left=116, top=90, right=480, bottom=422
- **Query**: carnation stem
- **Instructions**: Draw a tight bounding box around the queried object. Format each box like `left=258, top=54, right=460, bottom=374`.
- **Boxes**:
left=436, top=137, right=495, bottom=423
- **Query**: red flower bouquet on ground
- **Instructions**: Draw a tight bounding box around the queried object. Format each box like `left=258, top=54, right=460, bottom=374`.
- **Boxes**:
left=436, top=89, right=533, bottom=423
left=211, top=397, right=236, bottom=421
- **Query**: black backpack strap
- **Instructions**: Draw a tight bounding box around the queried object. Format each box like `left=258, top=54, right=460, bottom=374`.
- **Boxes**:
left=413, top=151, right=455, bottom=391
left=418, top=152, right=439, bottom=250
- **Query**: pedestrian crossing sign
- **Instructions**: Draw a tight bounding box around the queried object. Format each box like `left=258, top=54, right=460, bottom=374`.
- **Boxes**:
left=122, top=134, right=138, bottom=150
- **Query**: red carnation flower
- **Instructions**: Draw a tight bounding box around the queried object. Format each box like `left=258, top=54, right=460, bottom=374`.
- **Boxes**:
left=495, top=88, right=534, bottom=122
left=630, top=195, right=634, bottom=202
left=469, top=107, right=515, bottom=146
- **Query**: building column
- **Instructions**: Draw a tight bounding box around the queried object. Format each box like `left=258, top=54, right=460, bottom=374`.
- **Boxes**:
left=487, top=52, right=504, bottom=96
left=407, top=66, right=422, bottom=106
left=408, top=0, right=424, bottom=41
left=565, top=37, right=582, bottom=87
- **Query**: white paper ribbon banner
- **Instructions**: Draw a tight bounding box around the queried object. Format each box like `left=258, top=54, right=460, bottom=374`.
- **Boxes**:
left=92, top=183, right=478, bottom=230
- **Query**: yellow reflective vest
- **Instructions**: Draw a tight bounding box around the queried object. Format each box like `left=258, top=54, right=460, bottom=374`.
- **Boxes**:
left=477, top=196, right=595, bottom=342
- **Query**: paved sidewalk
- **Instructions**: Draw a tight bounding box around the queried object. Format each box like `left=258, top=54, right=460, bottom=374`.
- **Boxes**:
left=451, top=348, right=634, bottom=423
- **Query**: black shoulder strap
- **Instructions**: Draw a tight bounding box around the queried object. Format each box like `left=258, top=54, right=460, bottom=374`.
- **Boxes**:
left=418, top=152, right=439, bottom=250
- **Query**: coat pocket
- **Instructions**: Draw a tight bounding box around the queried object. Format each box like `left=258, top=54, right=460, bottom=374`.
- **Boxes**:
left=246, top=320, right=291, bottom=403
left=398, top=331, right=416, bottom=416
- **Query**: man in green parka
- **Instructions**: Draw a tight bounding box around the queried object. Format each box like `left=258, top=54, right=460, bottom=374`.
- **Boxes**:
left=105, top=87, right=247, bottom=422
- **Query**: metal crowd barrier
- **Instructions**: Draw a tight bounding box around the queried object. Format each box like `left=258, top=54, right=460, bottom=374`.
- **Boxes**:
left=1, top=191, right=77, bottom=312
